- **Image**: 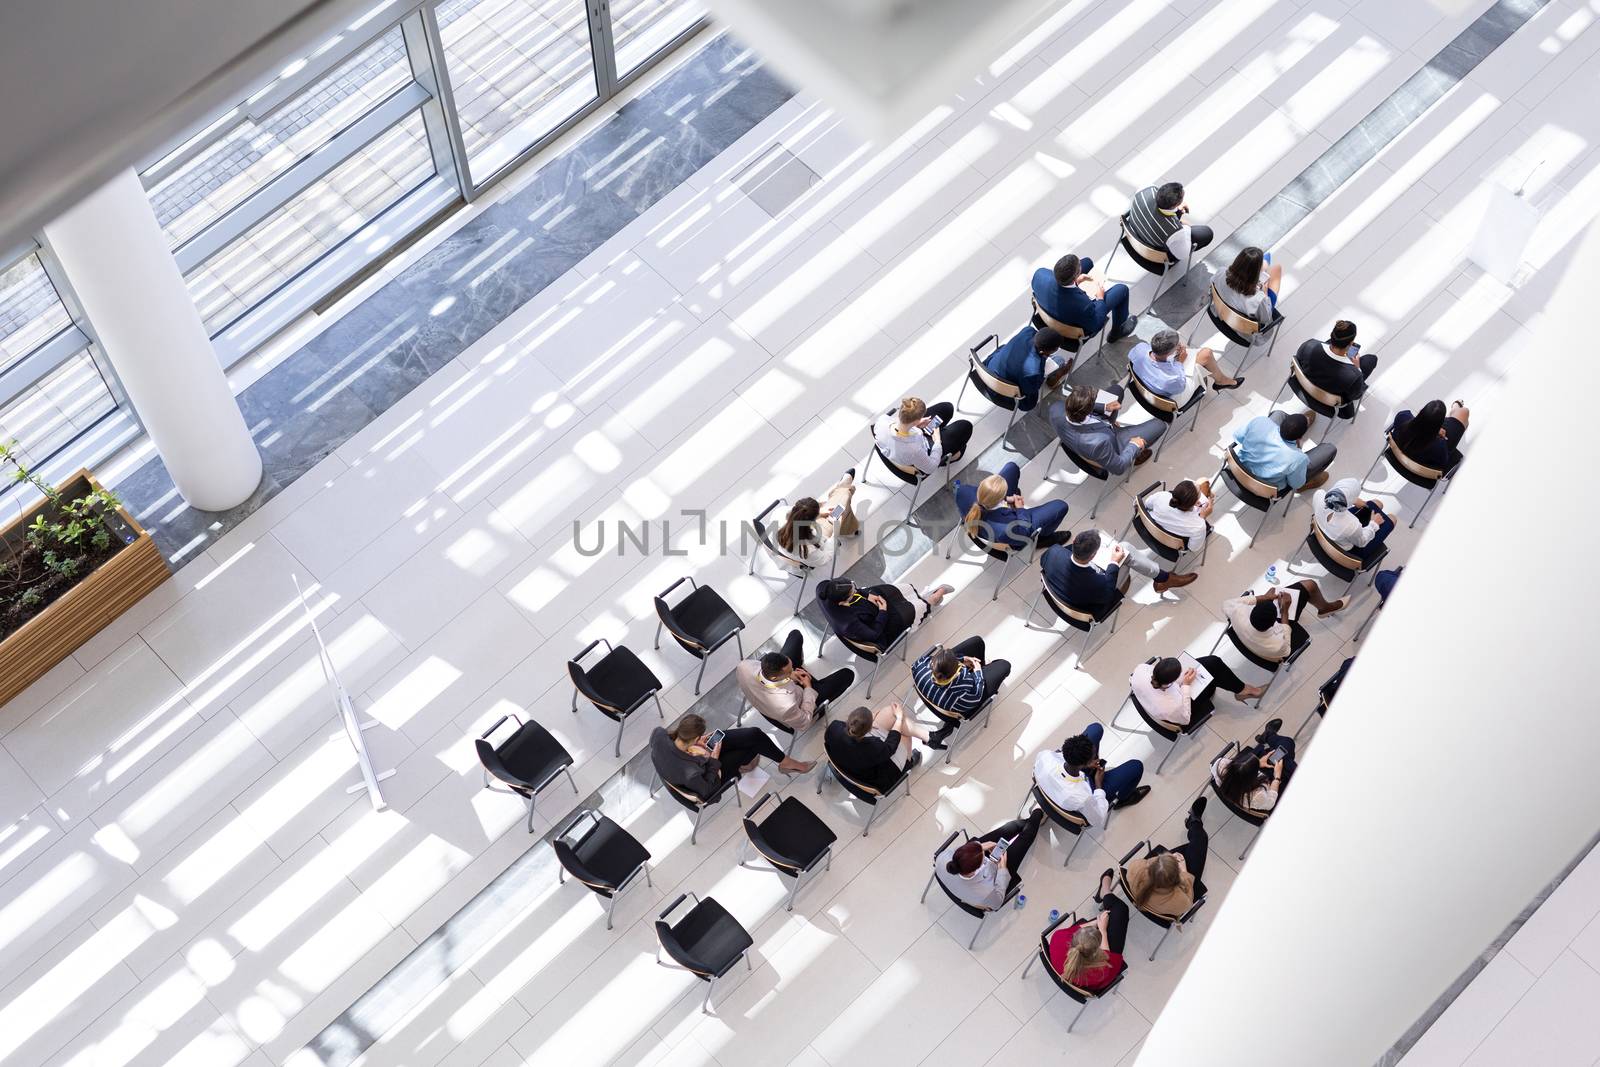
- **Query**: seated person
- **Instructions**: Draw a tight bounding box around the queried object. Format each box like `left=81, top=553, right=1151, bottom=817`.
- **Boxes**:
left=1391, top=399, right=1469, bottom=472
left=911, top=637, right=1011, bottom=747
left=1042, top=528, right=1197, bottom=610
left=1124, top=797, right=1209, bottom=918
left=934, top=808, right=1046, bottom=910
left=824, top=702, right=927, bottom=790
left=954, top=461, right=1071, bottom=551
left=817, top=577, right=951, bottom=650
left=1232, top=410, right=1336, bottom=493
left=1048, top=872, right=1131, bottom=992
left=735, top=629, right=855, bottom=731
left=1312, top=477, right=1395, bottom=561
left=984, top=324, right=1069, bottom=411
left=873, top=396, right=973, bottom=476
left=1126, top=181, right=1214, bottom=266
left=1215, top=246, right=1283, bottom=341
left=1220, top=582, right=1345, bottom=663
left=771, top=468, right=858, bottom=572
left=1128, top=328, right=1242, bottom=404
left=1296, top=320, right=1376, bottom=416
left=1032, top=723, right=1148, bottom=826
left=1141, top=478, right=1214, bottom=553
left=1375, top=564, right=1403, bottom=603
left=1130, top=655, right=1266, bottom=727
left=1211, top=717, right=1297, bottom=815
left=650, top=713, right=812, bottom=801
left=1049, top=384, right=1165, bottom=474
left=1032, top=253, right=1137, bottom=344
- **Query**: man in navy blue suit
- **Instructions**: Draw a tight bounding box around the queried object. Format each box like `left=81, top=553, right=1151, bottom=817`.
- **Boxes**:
left=1031, top=253, right=1137, bottom=344
left=982, top=324, right=1067, bottom=411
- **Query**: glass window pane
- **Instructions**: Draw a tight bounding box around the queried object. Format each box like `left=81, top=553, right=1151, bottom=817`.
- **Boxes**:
left=0, top=255, right=71, bottom=375
left=0, top=351, right=117, bottom=469
left=611, top=0, right=704, bottom=78
left=146, top=25, right=413, bottom=248
left=184, top=112, right=435, bottom=333
left=437, top=0, right=599, bottom=184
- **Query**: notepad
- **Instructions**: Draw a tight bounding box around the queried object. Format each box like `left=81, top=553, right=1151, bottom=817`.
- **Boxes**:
left=1178, top=652, right=1213, bottom=692
left=1095, top=389, right=1120, bottom=408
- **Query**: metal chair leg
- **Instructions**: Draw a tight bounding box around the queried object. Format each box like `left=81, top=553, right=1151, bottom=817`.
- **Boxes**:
left=702, top=977, right=717, bottom=1015
left=1023, top=952, right=1039, bottom=979
left=1293, top=706, right=1318, bottom=740
left=1412, top=480, right=1443, bottom=528
left=968, top=915, right=985, bottom=950
left=956, top=375, right=970, bottom=412
left=1150, top=925, right=1172, bottom=961
left=863, top=801, right=881, bottom=837
left=565, top=766, right=579, bottom=795
left=1001, top=404, right=1021, bottom=452
left=1353, top=602, right=1380, bottom=642
left=865, top=657, right=882, bottom=698
left=1063, top=830, right=1083, bottom=866
left=614, top=715, right=625, bottom=757
left=606, top=890, right=619, bottom=930
left=691, top=806, right=704, bottom=845
left=1155, top=734, right=1181, bottom=774
left=654, top=619, right=664, bottom=650
left=694, top=657, right=708, bottom=695
left=526, top=794, right=537, bottom=833
left=1240, top=829, right=1260, bottom=860
left=571, top=688, right=579, bottom=713
left=1068, top=1001, right=1089, bottom=1033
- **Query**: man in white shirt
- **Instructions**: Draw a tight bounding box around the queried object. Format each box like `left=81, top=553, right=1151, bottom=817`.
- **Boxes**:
left=872, top=396, right=972, bottom=477
left=1312, top=477, right=1397, bottom=561
left=1142, top=478, right=1213, bottom=552
left=1031, top=724, right=1147, bottom=827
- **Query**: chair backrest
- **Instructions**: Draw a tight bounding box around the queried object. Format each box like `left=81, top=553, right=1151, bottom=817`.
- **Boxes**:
left=1223, top=446, right=1283, bottom=502
left=662, top=778, right=710, bottom=811
left=1127, top=369, right=1178, bottom=415
left=1223, top=624, right=1286, bottom=672
left=654, top=919, right=716, bottom=976
left=743, top=802, right=804, bottom=873
left=1120, top=215, right=1172, bottom=269
left=1208, top=285, right=1262, bottom=341
left=568, top=659, right=630, bottom=718
left=753, top=500, right=815, bottom=573
left=1059, top=440, right=1108, bottom=481
left=475, top=737, right=526, bottom=790
left=1133, top=493, right=1189, bottom=556
left=968, top=352, right=1025, bottom=401
left=1127, top=689, right=1182, bottom=741
left=1385, top=433, right=1448, bottom=482
left=1288, top=353, right=1345, bottom=409
left=654, top=596, right=709, bottom=653
left=840, top=632, right=887, bottom=660
left=827, top=757, right=890, bottom=800
left=1031, top=784, right=1089, bottom=832
left=1310, top=519, right=1362, bottom=572
left=1042, top=580, right=1098, bottom=629
left=552, top=818, right=616, bottom=892
left=1030, top=296, right=1088, bottom=340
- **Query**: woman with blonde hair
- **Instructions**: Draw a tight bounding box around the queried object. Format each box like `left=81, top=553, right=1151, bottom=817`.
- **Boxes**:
left=1047, top=869, right=1129, bottom=991
left=951, top=461, right=1070, bottom=551
left=872, top=395, right=973, bottom=477
left=1124, top=796, right=1209, bottom=918
left=773, top=467, right=860, bottom=573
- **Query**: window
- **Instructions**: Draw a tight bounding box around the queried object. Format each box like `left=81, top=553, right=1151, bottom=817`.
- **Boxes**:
left=436, top=0, right=600, bottom=184
left=0, top=255, right=71, bottom=375
left=0, top=352, right=119, bottom=469
left=612, top=0, right=706, bottom=78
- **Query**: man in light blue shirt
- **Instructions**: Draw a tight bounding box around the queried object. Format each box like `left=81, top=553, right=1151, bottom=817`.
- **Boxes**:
left=1232, top=411, right=1335, bottom=492
left=1129, top=329, right=1243, bottom=405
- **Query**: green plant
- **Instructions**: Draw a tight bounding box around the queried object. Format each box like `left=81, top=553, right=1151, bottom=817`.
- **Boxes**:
left=0, top=441, right=125, bottom=625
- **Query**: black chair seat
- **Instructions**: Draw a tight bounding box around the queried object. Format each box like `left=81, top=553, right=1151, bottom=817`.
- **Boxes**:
left=749, top=796, right=837, bottom=871
left=665, top=897, right=753, bottom=974
left=583, top=645, right=662, bottom=712
left=671, top=586, right=743, bottom=653
left=493, top=720, right=574, bottom=793
left=560, top=814, right=651, bottom=893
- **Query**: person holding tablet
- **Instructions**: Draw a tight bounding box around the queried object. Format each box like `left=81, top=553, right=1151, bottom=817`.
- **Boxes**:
left=1130, top=654, right=1266, bottom=726
left=934, top=808, right=1047, bottom=910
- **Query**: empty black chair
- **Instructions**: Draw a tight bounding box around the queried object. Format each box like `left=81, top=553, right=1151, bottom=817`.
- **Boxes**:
left=570, top=638, right=666, bottom=756
left=653, top=772, right=741, bottom=845
left=954, top=334, right=1026, bottom=450
left=1208, top=739, right=1270, bottom=860
left=1212, top=445, right=1293, bottom=548
left=1119, top=839, right=1207, bottom=960
left=1121, top=480, right=1210, bottom=573
left=475, top=714, right=576, bottom=832
left=816, top=754, right=911, bottom=837
left=921, top=828, right=1022, bottom=949
left=1020, top=909, right=1129, bottom=1030
left=553, top=809, right=652, bottom=929
left=654, top=893, right=753, bottom=1015
left=1026, top=578, right=1122, bottom=669
left=739, top=794, right=837, bottom=911
left=1028, top=783, right=1090, bottom=866
left=1116, top=662, right=1214, bottom=774
left=654, top=577, right=745, bottom=695
left=1362, top=431, right=1457, bottom=527
left=1187, top=282, right=1283, bottom=374
left=1303, top=517, right=1389, bottom=599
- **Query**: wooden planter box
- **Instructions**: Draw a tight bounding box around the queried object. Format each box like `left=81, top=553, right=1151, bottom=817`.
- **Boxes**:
left=0, top=470, right=170, bottom=707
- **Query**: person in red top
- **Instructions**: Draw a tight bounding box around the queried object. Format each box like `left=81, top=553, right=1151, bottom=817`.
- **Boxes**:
left=1047, top=868, right=1129, bottom=991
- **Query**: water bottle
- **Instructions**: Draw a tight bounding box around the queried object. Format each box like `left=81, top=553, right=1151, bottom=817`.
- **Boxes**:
left=1264, top=563, right=1279, bottom=587
left=1014, top=893, right=1027, bottom=911
left=1048, top=908, right=1061, bottom=926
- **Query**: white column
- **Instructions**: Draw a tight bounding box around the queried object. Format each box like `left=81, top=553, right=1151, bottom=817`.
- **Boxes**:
left=42, top=170, right=262, bottom=512
left=1137, top=219, right=1600, bottom=1064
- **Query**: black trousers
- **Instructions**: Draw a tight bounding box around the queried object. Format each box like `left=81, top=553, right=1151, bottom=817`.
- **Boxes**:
left=1170, top=818, right=1210, bottom=884
left=1189, top=653, right=1250, bottom=716
left=716, top=726, right=787, bottom=780
left=925, top=401, right=974, bottom=465
left=976, top=809, right=1045, bottom=883
left=778, top=629, right=855, bottom=708
left=947, top=635, right=1013, bottom=700
left=868, top=584, right=918, bottom=647
left=1100, top=893, right=1130, bottom=954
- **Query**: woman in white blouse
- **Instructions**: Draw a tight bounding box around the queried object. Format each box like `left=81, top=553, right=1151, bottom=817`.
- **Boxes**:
left=772, top=468, right=859, bottom=574
left=1130, top=655, right=1266, bottom=727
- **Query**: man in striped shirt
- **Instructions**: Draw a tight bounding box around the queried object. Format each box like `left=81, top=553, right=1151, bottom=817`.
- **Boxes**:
left=912, top=636, right=1011, bottom=748
left=1125, top=181, right=1214, bottom=268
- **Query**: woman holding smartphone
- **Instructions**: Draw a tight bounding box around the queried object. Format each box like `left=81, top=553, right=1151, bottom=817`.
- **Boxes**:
left=649, top=712, right=814, bottom=801
left=1210, top=717, right=1298, bottom=814
left=933, top=807, right=1046, bottom=909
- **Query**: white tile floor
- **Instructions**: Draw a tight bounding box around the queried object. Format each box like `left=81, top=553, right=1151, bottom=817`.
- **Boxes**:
left=5, top=0, right=1600, bottom=1064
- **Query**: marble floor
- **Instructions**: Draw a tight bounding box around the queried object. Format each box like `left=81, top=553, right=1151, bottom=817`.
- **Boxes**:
left=4, top=0, right=1600, bottom=1064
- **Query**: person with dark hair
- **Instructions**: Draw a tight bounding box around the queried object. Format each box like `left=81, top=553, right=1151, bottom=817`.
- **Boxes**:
left=1313, top=477, right=1396, bottom=561
left=1296, top=320, right=1377, bottom=417
left=1032, top=724, right=1148, bottom=826
left=953, top=461, right=1071, bottom=551
left=772, top=468, right=858, bottom=572
left=1049, top=871, right=1131, bottom=991
left=816, top=577, right=951, bottom=649
left=823, top=702, right=926, bottom=789
left=1390, top=399, right=1469, bottom=471
left=650, top=712, right=813, bottom=800
left=935, top=808, right=1047, bottom=910
left=1141, top=478, right=1214, bottom=552
left=984, top=323, right=1071, bottom=410
left=1126, top=180, right=1214, bottom=267
left=735, top=629, right=855, bottom=731
left=1211, top=717, right=1297, bottom=815
left=1049, top=383, right=1164, bottom=475
left=1217, top=246, right=1283, bottom=336
left=1124, top=796, right=1209, bottom=918
left=1220, top=582, right=1345, bottom=663
left=1031, top=252, right=1137, bottom=343
left=1232, top=410, right=1337, bottom=492
left=1130, top=654, right=1266, bottom=726
left=1041, top=527, right=1197, bottom=610
left=911, top=636, right=1011, bottom=748
left=1128, top=328, right=1242, bottom=404
left=873, top=396, right=973, bottom=476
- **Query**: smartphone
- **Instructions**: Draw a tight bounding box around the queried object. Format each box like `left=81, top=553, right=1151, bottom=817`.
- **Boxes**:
left=928, top=415, right=944, bottom=429
left=1266, top=747, right=1286, bottom=766
left=706, top=729, right=727, bottom=750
